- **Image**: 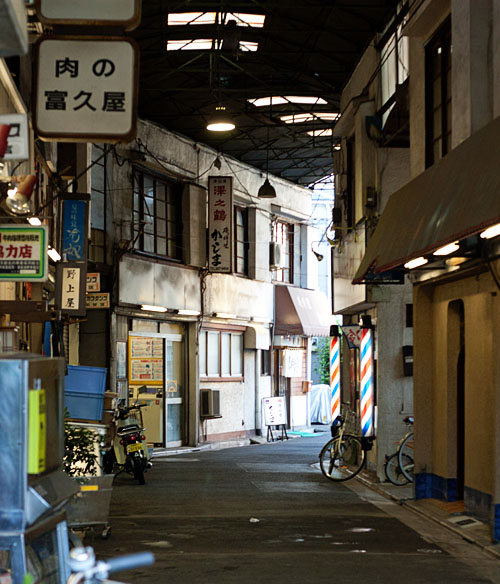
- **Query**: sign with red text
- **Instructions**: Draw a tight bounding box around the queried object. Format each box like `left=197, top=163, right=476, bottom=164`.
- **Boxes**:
left=0, top=226, right=47, bottom=281
left=208, top=176, right=233, bottom=273
left=34, top=36, right=139, bottom=142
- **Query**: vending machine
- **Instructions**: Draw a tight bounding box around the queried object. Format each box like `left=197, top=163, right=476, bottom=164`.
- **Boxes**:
left=0, top=354, right=77, bottom=584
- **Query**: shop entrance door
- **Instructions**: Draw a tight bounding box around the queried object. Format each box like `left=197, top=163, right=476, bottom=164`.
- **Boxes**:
left=164, top=338, right=185, bottom=447
left=129, top=330, right=185, bottom=448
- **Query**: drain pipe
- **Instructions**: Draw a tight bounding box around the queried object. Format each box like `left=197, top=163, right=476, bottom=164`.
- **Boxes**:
left=255, top=347, right=262, bottom=435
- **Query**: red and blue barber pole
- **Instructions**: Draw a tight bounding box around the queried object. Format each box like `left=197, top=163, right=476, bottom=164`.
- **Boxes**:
left=330, top=334, right=340, bottom=422
left=360, top=327, right=374, bottom=437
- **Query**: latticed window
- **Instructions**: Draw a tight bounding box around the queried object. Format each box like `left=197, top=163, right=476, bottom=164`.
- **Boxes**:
left=425, top=17, right=451, bottom=167
left=199, top=329, right=243, bottom=379
left=234, top=206, right=248, bottom=275
left=133, top=169, right=182, bottom=259
left=273, top=220, right=294, bottom=283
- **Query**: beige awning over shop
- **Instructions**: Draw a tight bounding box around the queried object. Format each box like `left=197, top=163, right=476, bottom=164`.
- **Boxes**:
left=275, top=285, right=333, bottom=337
left=354, top=115, right=500, bottom=283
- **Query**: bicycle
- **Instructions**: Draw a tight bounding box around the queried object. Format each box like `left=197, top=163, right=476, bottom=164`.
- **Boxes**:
left=67, top=546, right=154, bottom=583
left=384, top=416, right=414, bottom=486
left=318, top=409, right=371, bottom=482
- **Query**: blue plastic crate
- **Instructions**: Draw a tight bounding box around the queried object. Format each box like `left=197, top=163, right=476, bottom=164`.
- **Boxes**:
left=65, top=365, right=107, bottom=421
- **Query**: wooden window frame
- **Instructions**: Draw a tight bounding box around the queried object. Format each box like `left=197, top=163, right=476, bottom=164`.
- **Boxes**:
left=425, top=17, right=452, bottom=168
left=234, top=205, right=249, bottom=276
left=199, top=325, right=245, bottom=381
left=132, top=168, right=182, bottom=260
left=272, top=220, right=294, bottom=284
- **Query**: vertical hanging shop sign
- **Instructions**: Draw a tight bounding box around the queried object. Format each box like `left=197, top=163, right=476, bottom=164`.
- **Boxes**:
left=330, top=334, right=341, bottom=422
left=360, top=327, right=374, bottom=437
left=208, top=176, right=233, bottom=273
left=61, top=195, right=89, bottom=261
left=55, top=262, right=87, bottom=316
left=0, top=113, right=29, bottom=160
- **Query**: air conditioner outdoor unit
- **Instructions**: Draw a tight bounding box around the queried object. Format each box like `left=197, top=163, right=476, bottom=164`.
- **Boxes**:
left=269, top=242, right=284, bottom=270
left=200, top=388, right=221, bottom=418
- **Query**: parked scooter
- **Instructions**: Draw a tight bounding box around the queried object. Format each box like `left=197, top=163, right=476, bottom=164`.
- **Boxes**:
left=103, top=400, right=151, bottom=484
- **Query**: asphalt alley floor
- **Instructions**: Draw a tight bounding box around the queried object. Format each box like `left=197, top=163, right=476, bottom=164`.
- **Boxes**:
left=90, top=434, right=500, bottom=584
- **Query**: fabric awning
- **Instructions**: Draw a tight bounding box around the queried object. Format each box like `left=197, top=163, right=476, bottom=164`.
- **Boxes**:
left=244, top=324, right=271, bottom=350
left=354, top=115, right=500, bottom=283
left=275, top=286, right=333, bottom=337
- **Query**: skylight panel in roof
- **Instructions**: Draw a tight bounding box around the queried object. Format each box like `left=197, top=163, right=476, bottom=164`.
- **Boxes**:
left=307, top=129, right=334, bottom=136
left=225, top=13, right=266, bottom=27
left=168, top=12, right=217, bottom=25
left=168, top=12, right=265, bottom=27
left=166, top=39, right=215, bottom=51
left=239, top=41, right=259, bottom=52
left=248, top=96, right=328, bottom=107
left=280, top=113, right=340, bottom=123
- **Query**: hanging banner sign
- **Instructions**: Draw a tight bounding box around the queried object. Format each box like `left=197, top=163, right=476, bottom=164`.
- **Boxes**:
left=34, top=36, right=139, bottom=143
left=0, top=113, right=29, bottom=160
left=208, top=176, right=233, bottom=273
left=0, top=225, right=48, bottom=281
left=35, top=0, right=141, bottom=30
left=61, top=195, right=89, bottom=261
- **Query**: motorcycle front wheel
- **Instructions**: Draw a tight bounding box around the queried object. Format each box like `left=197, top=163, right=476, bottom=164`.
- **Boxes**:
left=133, top=456, right=146, bottom=485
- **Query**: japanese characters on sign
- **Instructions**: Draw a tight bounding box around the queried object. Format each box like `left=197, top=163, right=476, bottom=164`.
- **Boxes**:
left=208, top=176, right=233, bottom=273
left=35, top=37, right=138, bottom=142
left=0, top=226, right=47, bottom=282
left=86, top=292, right=110, bottom=309
left=61, top=196, right=88, bottom=261
left=86, top=273, right=100, bottom=292
left=56, top=262, right=87, bottom=316
left=35, top=0, right=141, bottom=30
left=0, top=114, right=29, bottom=160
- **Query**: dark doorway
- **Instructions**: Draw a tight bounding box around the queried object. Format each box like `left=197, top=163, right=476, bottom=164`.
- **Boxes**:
left=449, top=300, right=465, bottom=500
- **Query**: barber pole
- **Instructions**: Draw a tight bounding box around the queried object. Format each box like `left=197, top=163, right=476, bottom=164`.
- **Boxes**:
left=330, top=335, right=340, bottom=421
left=360, top=327, right=374, bottom=436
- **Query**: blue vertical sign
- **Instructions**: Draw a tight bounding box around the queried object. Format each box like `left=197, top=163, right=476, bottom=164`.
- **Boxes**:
left=62, top=198, right=88, bottom=261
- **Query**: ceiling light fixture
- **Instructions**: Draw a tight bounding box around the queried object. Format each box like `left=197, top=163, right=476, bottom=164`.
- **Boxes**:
left=28, top=216, right=42, bottom=226
left=433, top=241, right=460, bottom=256
left=177, top=309, right=201, bottom=316
left=5, top=175, right=37, bottom=216
left=206, top=105, right=235, bottom=132
left=480, top=223, right=500, bottom=239
left=404, top=257, right=428, bottom=269
left=214, top=312, right=237, bottom=319
left=47, top=246, right=61, bottom=262
left=141, top=304, right=168, bottom=313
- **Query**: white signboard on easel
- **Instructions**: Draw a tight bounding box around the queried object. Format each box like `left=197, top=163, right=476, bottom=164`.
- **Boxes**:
left=262, top=397, right=287, bottom=426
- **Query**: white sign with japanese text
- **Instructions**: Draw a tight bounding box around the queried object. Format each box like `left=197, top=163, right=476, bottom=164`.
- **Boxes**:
left=262, top=397, right=287, bottom=426
left=35, top=37, right=138, bottom=142
left=86, top=292, right=110, bottom=309
left=60, top=265, right=81, bottom=311
left=86, top=272, right=100, bottom=292
left=0, top=114, right=29, bottom=160
left=208, top=176, right=233, bottom=273
left=36, top=0, right=140, bottom=29
left=0, top=225, right=47, bottom=282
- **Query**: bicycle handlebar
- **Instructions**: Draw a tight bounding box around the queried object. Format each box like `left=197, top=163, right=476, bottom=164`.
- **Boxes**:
left=106, top=552, right=155, bottom=574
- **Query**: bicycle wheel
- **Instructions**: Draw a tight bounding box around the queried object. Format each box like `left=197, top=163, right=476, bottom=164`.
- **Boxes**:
left=384, top=452, right=412, bottom=486
left=319, top=435, right=365, bottom=482
left=398, top=432, right=415, bottom=482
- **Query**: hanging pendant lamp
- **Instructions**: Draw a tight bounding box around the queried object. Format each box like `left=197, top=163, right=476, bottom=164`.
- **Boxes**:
left=258, top=126, right=276, bottom=198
